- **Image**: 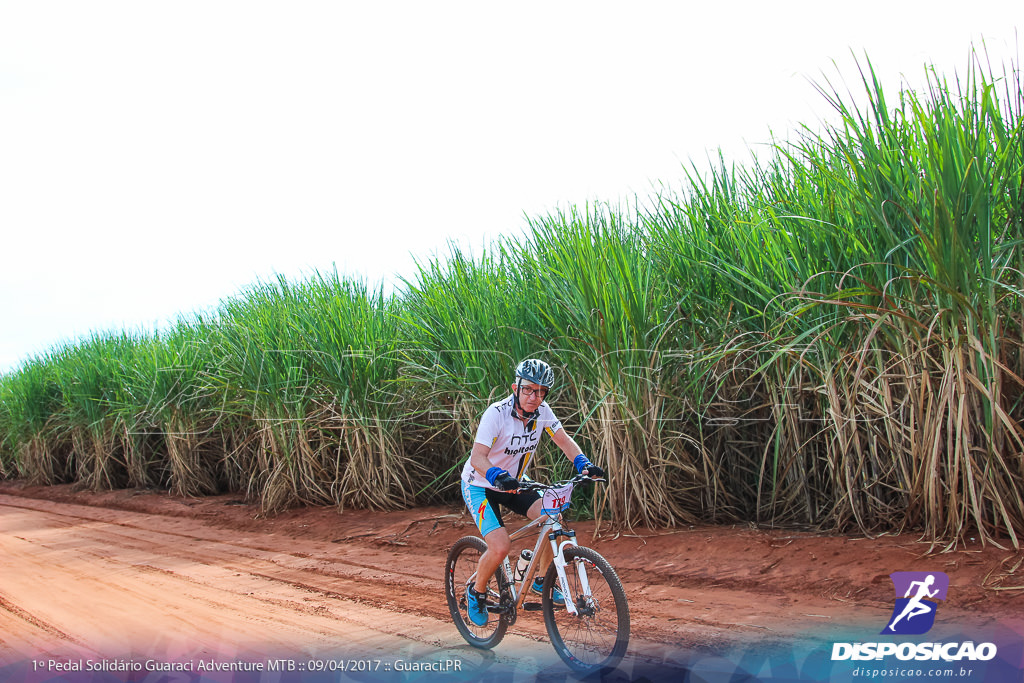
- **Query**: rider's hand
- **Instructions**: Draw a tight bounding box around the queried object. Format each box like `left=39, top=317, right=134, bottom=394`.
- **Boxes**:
left=573, top=454, right=605, bottom=479
left=494, top=472, right=521, bottom=491
left=486, top=466, right=520, bottom=491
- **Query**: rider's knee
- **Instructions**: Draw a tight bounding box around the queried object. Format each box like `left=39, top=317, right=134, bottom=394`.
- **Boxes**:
left=486, top=533, right=511, bottom=557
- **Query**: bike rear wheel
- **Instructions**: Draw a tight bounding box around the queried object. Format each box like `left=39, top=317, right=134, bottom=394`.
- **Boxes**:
left=541, top=545, right=630, bottom=674
left=444, top=535, right=509, bottom=649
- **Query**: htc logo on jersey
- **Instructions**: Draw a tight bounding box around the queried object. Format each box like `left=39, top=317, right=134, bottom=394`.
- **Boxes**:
left=509, top=432, right=539, bottom=447
left=506, top=431, right=538, bottom=458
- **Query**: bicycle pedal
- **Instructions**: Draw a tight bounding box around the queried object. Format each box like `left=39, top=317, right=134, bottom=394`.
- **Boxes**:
left=522, top=602, right=544, bottom=611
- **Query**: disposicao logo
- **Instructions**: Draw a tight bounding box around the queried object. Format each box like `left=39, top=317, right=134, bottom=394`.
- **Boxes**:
left=881, top=571, right=949, bottom=635
left=831, top=570, right=998, bottom=663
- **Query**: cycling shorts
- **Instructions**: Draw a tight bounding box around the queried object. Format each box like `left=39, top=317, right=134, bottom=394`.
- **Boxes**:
left=461, top=478, right=540, bottom=538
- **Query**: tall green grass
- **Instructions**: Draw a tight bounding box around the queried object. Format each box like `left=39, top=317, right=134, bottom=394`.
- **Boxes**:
left=214, top=272, right=418, bottom=512
left=1, top=50, right=1021, bottom=547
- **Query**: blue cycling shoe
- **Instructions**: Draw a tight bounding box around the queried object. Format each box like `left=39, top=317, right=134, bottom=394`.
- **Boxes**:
left=532, top=577, right=565, bottom=606
left=466, top=586, right=489, bottom=626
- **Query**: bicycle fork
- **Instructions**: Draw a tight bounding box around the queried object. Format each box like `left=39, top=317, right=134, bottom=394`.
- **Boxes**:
left=551, top=537, right=585, bottom=616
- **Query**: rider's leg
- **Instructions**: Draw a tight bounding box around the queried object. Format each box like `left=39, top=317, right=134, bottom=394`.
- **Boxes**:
left=475, top=526, right=511, bottom=593
left=462, top=480, right=508, bottom=595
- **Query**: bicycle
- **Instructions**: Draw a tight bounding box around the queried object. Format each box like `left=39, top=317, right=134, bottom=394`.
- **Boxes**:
left=444, top=473, right=630, bottom=674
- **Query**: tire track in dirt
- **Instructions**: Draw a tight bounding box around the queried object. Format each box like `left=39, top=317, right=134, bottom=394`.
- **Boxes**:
left=0, top=493, right=831, bottom=664
left=4, top=482, right=1024, bottom=680
left=1, top=498, right=451, bottom=628
left=0, top=594, right=81, bottom=645
left=0, top=495, right=718, bottom=664
left=0, top=506, right=413, bottom=655
left=1, top=494, right=433, bottom=582
left=0, top=495, right=666, bottom=677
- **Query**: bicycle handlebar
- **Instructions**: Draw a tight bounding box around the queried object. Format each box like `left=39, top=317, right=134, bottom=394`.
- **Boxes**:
left=516, top=473, right=606, bottom=492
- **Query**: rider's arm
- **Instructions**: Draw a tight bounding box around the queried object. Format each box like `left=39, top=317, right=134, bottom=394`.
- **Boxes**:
left=469, top=441, right=499, bottom=478
left=551, top=427, right=606, bottom=478
left=470, top=408, right=507, bottom=481
left=550, top=428, right=584, bottom=463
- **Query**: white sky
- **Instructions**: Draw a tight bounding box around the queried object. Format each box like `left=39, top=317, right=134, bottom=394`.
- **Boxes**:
left=0, top=2, right=1019, bottom=373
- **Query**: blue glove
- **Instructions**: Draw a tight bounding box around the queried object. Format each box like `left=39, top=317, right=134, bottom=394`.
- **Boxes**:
left=573, top=455, right=606, bottom=479
left=486, top=467, right=520, bottom=491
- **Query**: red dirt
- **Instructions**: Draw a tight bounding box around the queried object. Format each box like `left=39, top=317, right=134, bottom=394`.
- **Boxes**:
left=1, top=480, right=1022, bottom=680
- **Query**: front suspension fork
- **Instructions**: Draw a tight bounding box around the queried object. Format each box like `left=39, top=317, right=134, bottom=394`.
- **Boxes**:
left=551, top=538, right=587, bottom=615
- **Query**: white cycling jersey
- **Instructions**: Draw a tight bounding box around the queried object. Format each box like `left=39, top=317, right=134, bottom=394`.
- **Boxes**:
left=461, top=393, right=563, bottom=490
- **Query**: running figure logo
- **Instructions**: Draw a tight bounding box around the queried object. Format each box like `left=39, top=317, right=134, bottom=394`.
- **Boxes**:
left=881, top=572, right=949, bottom=635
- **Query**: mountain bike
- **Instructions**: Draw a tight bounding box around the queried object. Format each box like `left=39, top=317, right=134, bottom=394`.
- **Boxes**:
left=444, top=474, right=630, bottom=674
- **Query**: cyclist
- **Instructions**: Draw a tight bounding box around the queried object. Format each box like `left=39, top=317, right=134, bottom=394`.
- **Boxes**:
left=459, top=358, right=605, bottom=626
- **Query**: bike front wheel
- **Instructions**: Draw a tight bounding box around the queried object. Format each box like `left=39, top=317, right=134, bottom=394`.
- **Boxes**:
left=541, top=545, right=630, bottom=674
left=444, top=535, right=509, bottom=649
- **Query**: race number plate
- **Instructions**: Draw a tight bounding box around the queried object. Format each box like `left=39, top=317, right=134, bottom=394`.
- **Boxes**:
left=541, top=483, right=574, bottom=515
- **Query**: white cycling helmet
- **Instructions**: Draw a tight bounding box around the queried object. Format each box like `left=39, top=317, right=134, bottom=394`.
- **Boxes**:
left=514, top=358, right=554, bottom=388
left=512, top=358, right=554, bottom=420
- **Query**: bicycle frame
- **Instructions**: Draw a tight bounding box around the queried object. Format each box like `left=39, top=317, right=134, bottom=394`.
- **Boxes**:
left=499, top=509, right=586, bottom=616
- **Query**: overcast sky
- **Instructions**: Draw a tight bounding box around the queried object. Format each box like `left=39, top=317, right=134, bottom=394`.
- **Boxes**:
left=0, top=2, right=1019, bottom=373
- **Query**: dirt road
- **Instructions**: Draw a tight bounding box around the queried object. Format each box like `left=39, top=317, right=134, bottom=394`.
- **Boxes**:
left=1, top=483, right=1022, bottom=682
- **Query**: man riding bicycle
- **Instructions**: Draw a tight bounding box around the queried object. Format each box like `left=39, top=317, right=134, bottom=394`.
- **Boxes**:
left=459, top=358, right=605, bottom=626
